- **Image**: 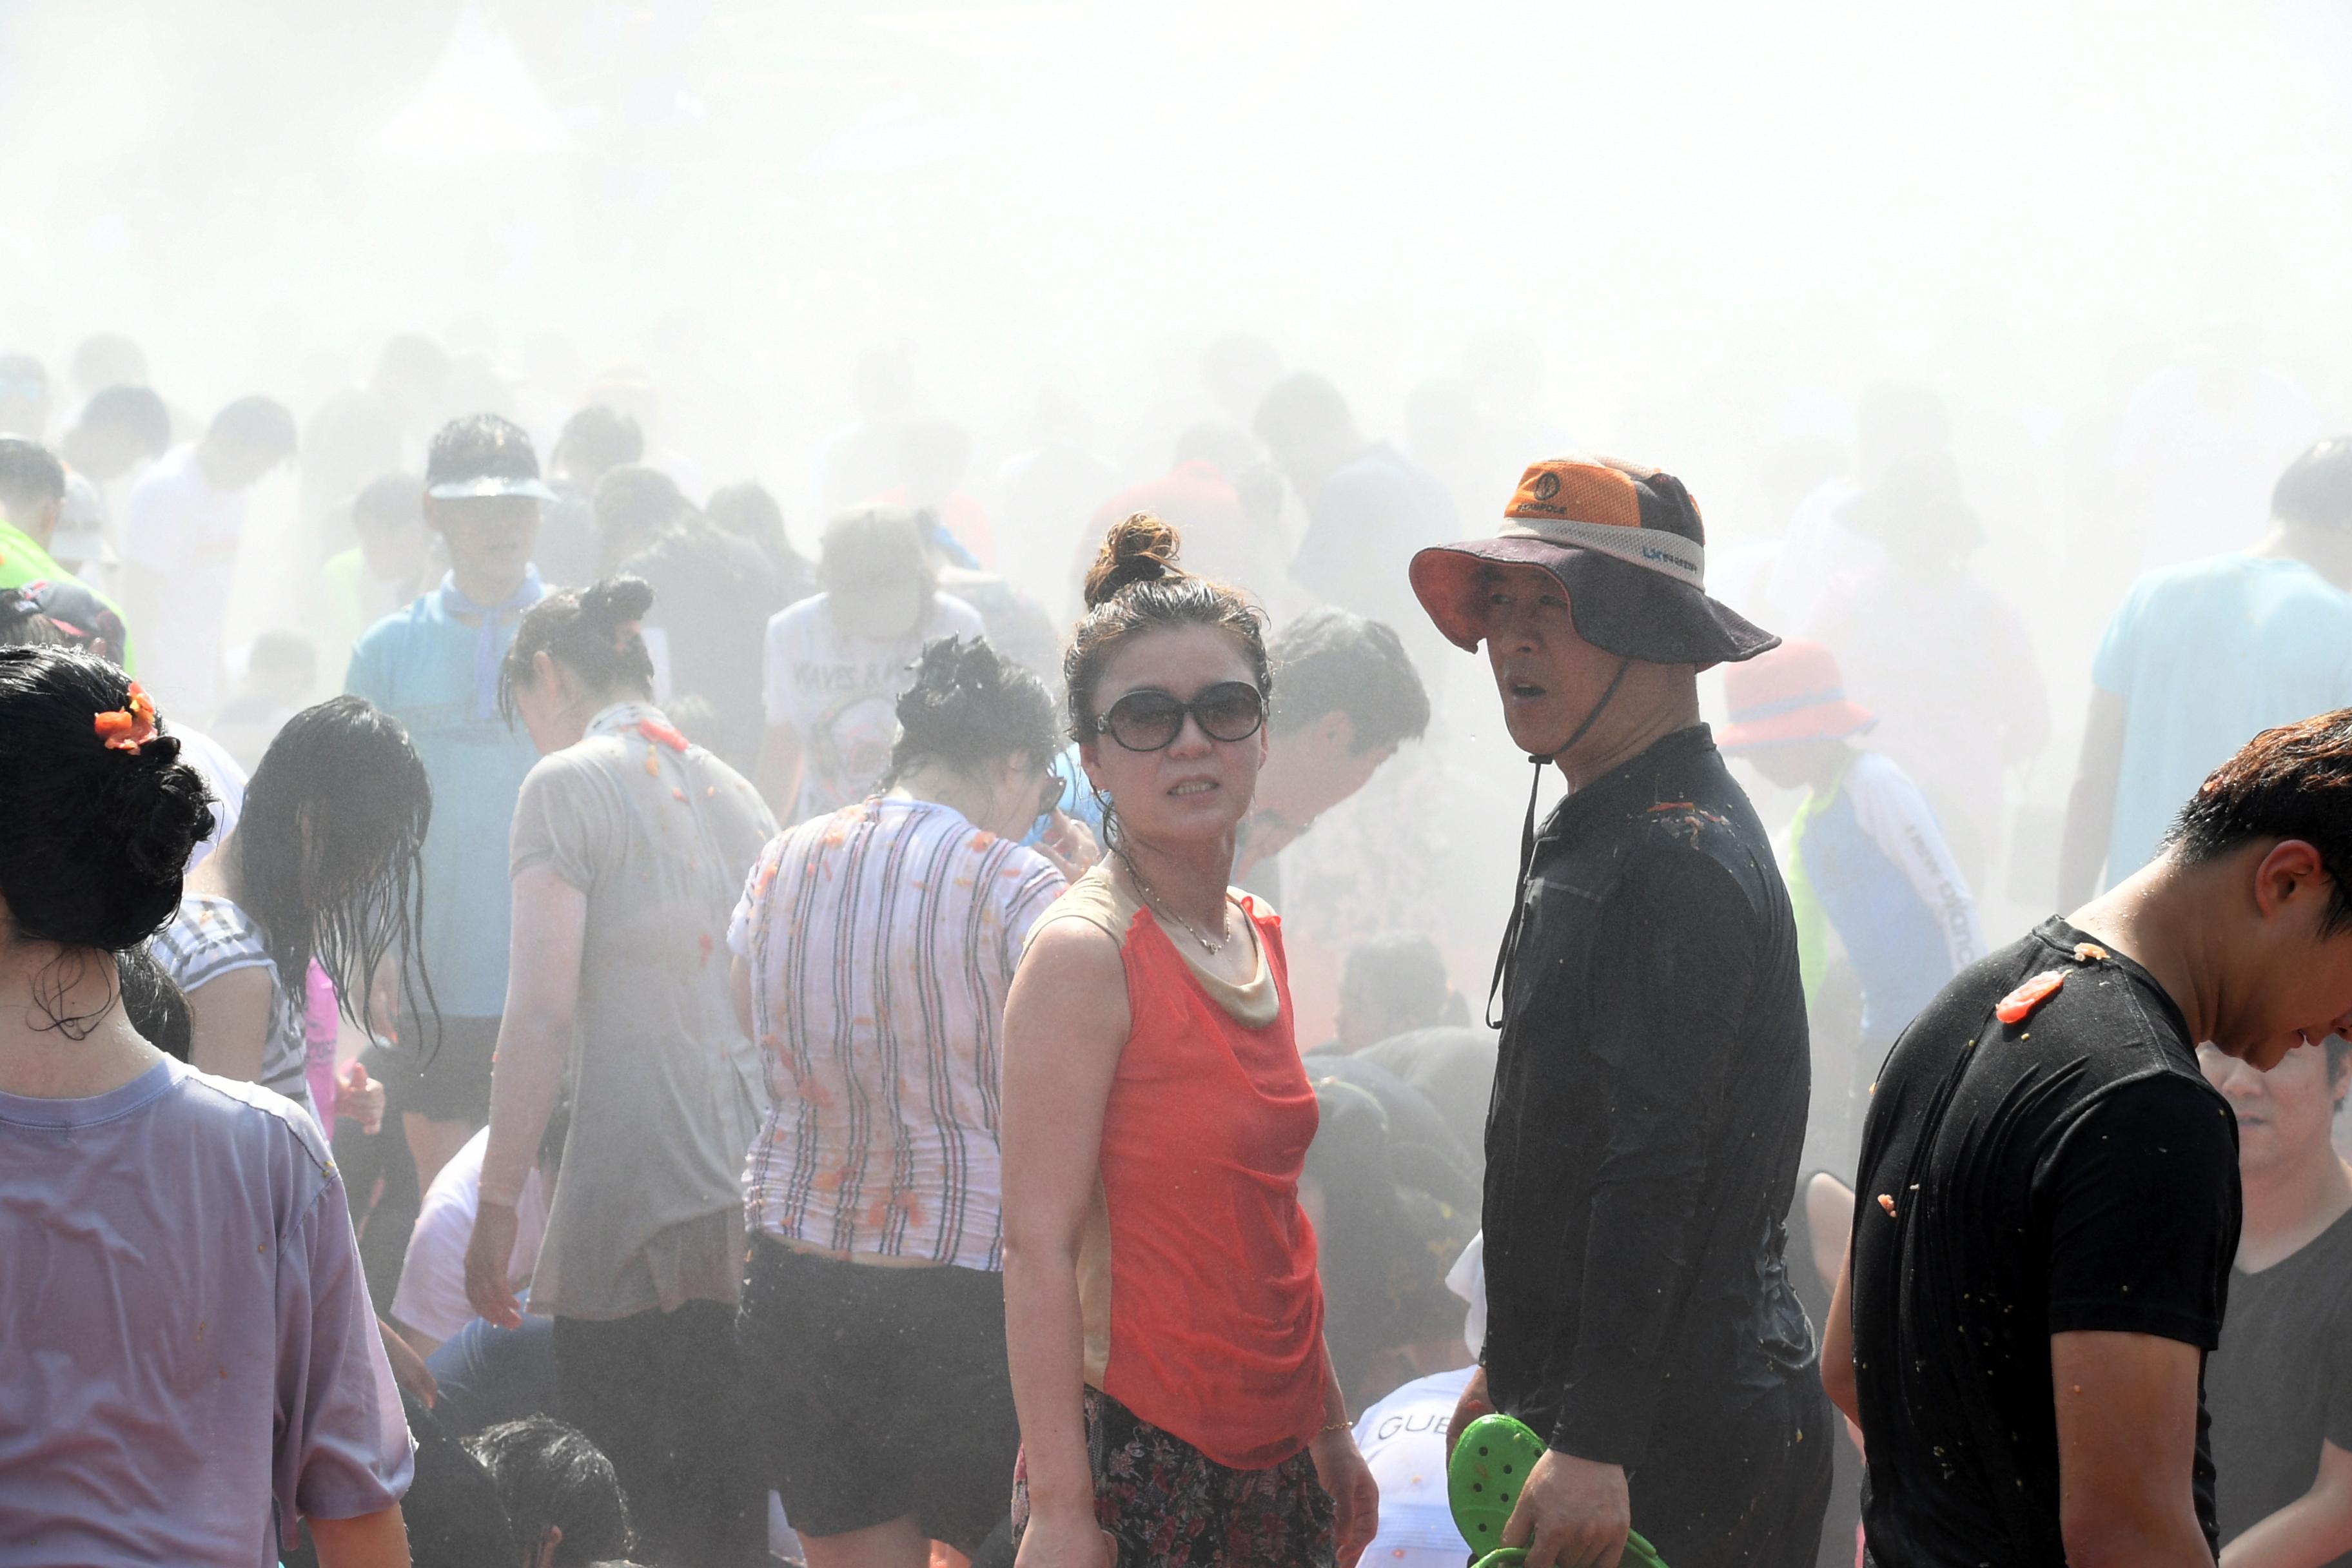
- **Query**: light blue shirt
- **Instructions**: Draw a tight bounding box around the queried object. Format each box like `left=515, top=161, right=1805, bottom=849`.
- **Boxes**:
left=346, top=577, right=547, bottom=1017
left=2093, top=552, right=2352, bottom=887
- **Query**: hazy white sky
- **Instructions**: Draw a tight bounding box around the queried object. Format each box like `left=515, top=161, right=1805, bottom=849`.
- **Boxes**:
left=0, top=1, right=2346, bottom=446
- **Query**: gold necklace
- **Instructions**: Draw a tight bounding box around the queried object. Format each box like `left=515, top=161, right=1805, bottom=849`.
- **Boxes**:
left=1119, top=852, right=1230, bottom=956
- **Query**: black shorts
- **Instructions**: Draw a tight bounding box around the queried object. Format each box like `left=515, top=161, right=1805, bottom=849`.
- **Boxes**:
left=740, top=1234, right=1020, bottom=1551
left=378, top=1014, right=499, bottom=1125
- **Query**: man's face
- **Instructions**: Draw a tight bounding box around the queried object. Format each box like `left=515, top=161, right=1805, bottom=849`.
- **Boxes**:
left=427, top=495, right=540, bottom=592
left=2225, top=848, right=2352, bottom=1070
left=1478, top=563, right=1622, bottom=757
left=1247, top=710, right=1395, bottom=866
left=2200, top=1039, right=2347, bottom=1181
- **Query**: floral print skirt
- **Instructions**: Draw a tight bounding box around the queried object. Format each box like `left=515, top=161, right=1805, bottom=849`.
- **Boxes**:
left=1010, top=1386, right=1336, bottom=1567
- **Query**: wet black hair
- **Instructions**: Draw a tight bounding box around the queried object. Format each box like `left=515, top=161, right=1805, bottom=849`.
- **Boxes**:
left=1064, top=511, right=1270, bottom=747
left=231, top=696, right=434, bottom=1038
left=0, top=648, right=214, bottom=966
left=2167, top=709, right=2352, bottom=934
left=881, top=636, right=1059, bottom=789
left=206, top=395, right=297, bottom=462
left=402, top=1393, right=521, bottom=1568
left=1269, top=607, right=1429, bottom=752
left=76, top=385, right=170, bottom=460
left=467, top=1416, right=633, bottom=1567
left=2273, top=438, right=2352, bottom=532
left=0, top=436, right=66, bottom=516
left=117, top=945, right=192, bottom=1060
left=499, top=575, right=658, bottom=720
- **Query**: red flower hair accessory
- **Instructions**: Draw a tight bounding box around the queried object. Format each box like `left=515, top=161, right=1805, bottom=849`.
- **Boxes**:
left=93, top=682, right=158, bottom=754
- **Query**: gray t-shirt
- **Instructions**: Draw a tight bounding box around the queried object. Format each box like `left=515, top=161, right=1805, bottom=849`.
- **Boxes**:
left=509, top=703, right=778, bottom=1320
left=0, top=1058, right=411, bottom=1563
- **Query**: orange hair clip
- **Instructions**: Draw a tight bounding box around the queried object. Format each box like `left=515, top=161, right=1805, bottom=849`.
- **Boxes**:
left=93, top=682, right=158, bottom=754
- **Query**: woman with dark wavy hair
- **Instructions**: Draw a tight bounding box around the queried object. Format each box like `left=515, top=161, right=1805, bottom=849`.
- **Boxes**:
left=0, top=647, right=412, bottom=1566
left=155, top=692, right=431, bottom=1128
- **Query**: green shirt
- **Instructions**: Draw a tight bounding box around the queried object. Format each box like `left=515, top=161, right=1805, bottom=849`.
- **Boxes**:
left=0, top=519, right=137, bottom=671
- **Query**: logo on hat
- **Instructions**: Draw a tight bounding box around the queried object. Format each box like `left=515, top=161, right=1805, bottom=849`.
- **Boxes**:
left=1532, top=471, right=1561, bottom=502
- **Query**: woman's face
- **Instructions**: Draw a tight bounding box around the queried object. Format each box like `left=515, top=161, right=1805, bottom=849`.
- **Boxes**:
left=1079, top=624, right=1267, bottom=852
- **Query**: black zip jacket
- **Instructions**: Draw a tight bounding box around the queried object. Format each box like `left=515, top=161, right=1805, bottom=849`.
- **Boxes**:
left=1483, top=724, right=1818, bottom=1468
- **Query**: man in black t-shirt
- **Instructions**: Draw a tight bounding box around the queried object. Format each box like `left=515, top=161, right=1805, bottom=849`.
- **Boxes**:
left=2202, top=1032, right=2352, bottom=1564
left=1827, top=710, right=2352, bottom=1568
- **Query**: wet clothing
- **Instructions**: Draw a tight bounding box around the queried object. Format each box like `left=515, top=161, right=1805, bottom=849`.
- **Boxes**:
left=1030, top=864, right=1327, bottom=1473
left=741, top=1235, right=1021, bottom=1549
left=1850, top=917, right=2240, bottom=1567
left=152, top=892, right=317, bottom=1121
left=489, top=701, right=775, bottom=1319
left=730, top=796, right=1064, bottom=1269
left=346, top=570, right=546, bottom=1024
left=0, top=1059, right=411, bottom=1564
left=554, top=1300, right=765, bottom=1568
left=2209, top=1206, right=2352, bottom=1563
left=1010, top=1387, right=1337, bottom=1568
left=1482, top=723, right=1826, bottom=1568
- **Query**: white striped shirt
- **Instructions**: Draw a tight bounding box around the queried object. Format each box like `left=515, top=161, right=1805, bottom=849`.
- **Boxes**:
left=152, top=894, right=317, bottom=1122
left=729, top=797, right=1064, bottom=1270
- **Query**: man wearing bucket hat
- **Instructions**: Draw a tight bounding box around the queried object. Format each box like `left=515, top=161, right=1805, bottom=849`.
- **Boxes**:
left=1720, top=640, right=1981, bottom=1177
left=346, top=414, right=555, bottom=1195
left=1416, top=455, right=1830, bottom=1568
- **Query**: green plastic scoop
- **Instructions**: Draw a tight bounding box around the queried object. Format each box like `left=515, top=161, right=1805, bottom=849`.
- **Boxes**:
left=1447, top=1413, right=1668, bottom=1568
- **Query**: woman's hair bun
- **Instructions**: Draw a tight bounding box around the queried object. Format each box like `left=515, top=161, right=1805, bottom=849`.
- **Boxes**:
left=1082, top=511, right=1187, bottom=611
left=578, top=573, right=655, bottom=634
left=0, top=647, right=215, bottom=953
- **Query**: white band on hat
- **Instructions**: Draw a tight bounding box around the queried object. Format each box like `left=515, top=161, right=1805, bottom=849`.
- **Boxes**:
left=1497, top=516, right=1705, bottom=588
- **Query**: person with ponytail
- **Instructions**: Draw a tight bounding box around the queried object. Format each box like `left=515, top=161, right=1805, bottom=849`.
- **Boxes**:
left=462, top=574, right=776, bottom=1568
left=730, top=633, right=1086, bottom=1568
left=999, top=513, right=1378, bottom=1568
left=155, top=694, right=428, bottom=1129
left=0, top=647, right=413, bottom=1567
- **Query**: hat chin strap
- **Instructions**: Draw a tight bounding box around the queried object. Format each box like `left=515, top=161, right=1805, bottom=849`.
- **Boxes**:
left=1485, top=656, right=1635, bottom=1028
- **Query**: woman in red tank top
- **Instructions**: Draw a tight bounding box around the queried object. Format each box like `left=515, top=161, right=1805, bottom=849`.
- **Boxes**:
left=1003, top=514, right=1378, bottom=1568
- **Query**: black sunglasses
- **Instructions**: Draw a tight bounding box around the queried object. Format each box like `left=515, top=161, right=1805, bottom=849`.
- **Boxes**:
left=1034, top=760, right=1066, bottom=819
left=1092, top=681, right=1266, bottom=752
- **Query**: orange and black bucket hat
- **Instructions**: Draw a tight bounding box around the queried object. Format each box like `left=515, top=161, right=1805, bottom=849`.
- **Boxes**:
left=1408, top=454, right=1779, bottom=668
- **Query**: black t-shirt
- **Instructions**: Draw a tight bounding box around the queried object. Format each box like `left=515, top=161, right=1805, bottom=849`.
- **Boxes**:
left=1851, top=916, right=2240, bottom=1567
left=2210, top=1206, right=2352, bottom=1563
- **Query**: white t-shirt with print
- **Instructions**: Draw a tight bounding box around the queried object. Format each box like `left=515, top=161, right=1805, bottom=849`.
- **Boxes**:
left=759, top=592, right=986, bottom=827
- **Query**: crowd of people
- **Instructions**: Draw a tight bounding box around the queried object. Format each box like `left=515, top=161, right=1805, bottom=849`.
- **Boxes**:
left=1, top=324, right=2351, bottom=1568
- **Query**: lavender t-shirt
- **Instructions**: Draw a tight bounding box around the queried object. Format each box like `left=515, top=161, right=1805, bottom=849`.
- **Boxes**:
left=0, top=1057, right=412, bottom=1565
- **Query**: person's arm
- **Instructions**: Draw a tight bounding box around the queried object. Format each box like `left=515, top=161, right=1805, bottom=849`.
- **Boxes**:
left=2053, top=1330, right=2212, bottom=1568
left=1310, top=1337, right=1380, bottom=1567
left=1001, top=917, right=1129, bottom=1568
left=309, top=1503, right=410, bottom=1568
left=756, top=721, right=803, bottom=823
left=464, top=864, right=586, bottom=1330
left=2057, top=689, right=2127, bottom=910
left=2220, top=1440, right=2352, bottom=1568
left=184, top=966, right=276, bottom=1084
left=1821, top=1235, right=1858, bottom=1426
